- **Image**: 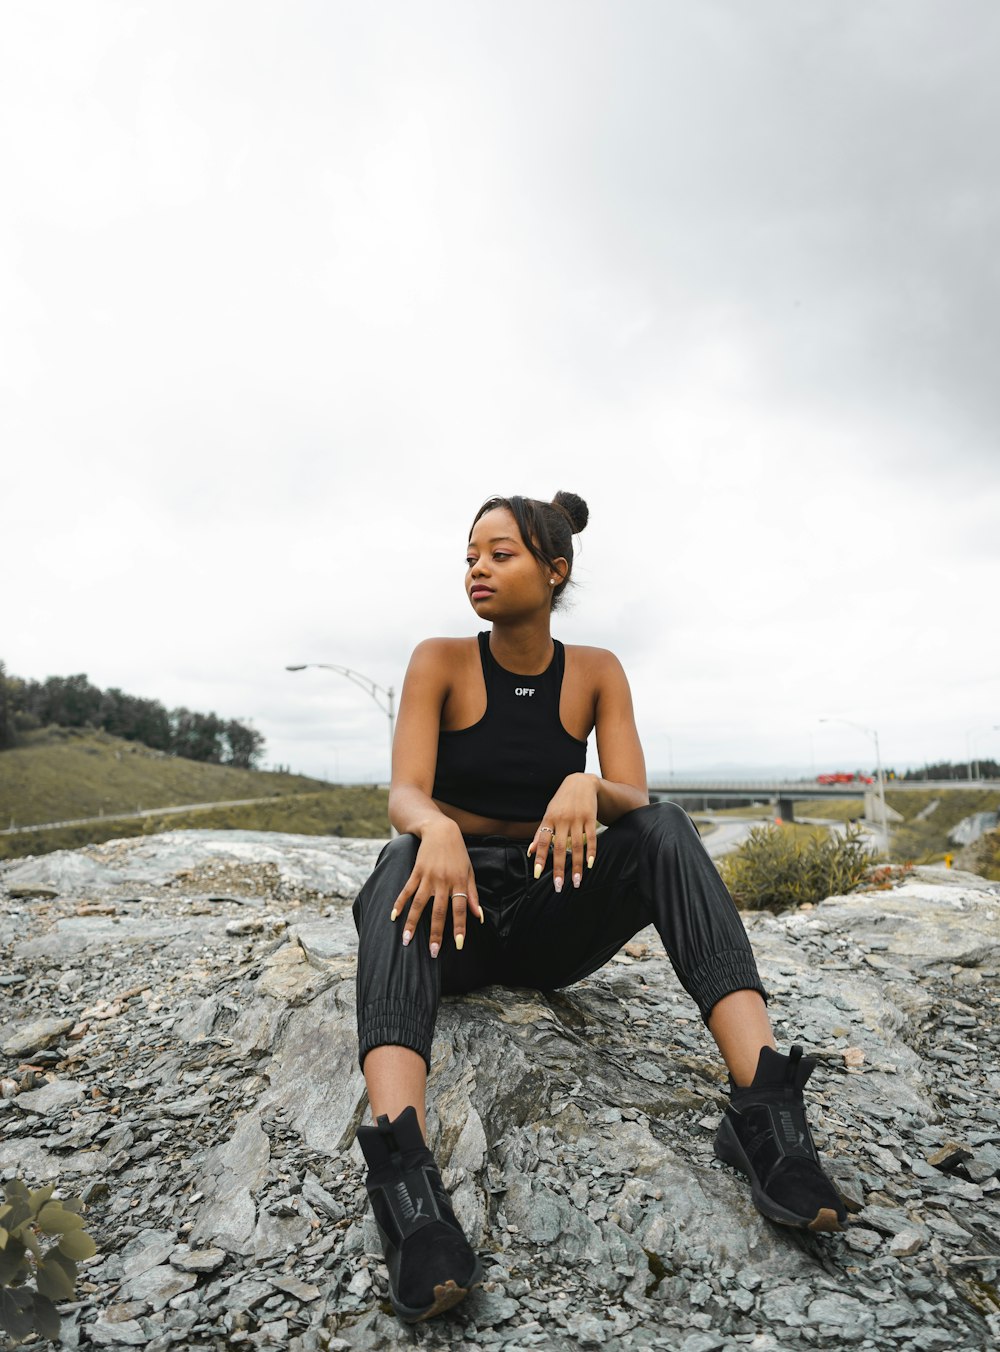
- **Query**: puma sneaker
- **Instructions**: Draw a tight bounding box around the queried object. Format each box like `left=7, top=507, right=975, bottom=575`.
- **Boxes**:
left=714, top=1045, right=847, bottom=1232
left=356, top=1105, right=483, bottom=1322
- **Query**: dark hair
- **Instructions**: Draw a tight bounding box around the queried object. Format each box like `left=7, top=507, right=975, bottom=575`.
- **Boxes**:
left=470, top=491, right=589, bottom=610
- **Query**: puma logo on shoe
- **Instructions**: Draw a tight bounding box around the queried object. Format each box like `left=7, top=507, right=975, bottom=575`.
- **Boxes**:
left=394, top=1180, right=426, bottom=1223
left=772, top=1106, right=811, bottom=1156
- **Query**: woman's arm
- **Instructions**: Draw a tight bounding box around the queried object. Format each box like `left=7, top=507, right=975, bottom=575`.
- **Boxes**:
left=591, top=648, right=649, bottom=822
left=386, top=640, right=484, bottom=953
left=529, top=649, right=648, bottom=889
left=388, top=639, right=458, bottom=838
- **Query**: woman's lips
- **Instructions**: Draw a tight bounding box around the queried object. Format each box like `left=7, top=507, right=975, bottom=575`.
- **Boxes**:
left=470, top=588, right=494, bottom=600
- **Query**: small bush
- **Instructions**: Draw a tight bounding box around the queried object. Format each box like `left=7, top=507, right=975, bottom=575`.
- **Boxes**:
left=720, top=824, right=876, bottom=913
left=961, top=827, right=1000, bottom=882
left=0, top=1178, right=98, bottom=1345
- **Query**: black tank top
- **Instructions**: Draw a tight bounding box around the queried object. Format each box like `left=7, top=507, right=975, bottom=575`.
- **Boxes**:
left=432, top=631, right=588, bottom=822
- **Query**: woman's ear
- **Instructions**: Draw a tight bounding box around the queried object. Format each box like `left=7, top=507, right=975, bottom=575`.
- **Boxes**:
left=551, top=557, right=569, bottom=585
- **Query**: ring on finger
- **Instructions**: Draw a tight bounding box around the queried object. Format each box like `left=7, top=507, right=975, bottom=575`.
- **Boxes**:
left=539, top=825, right=555, bottom=835
left=450, top=892, right=468, bottom=900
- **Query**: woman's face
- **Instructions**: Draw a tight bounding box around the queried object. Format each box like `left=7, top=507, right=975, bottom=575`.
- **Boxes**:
left=465, top=507, right=556, bottom=619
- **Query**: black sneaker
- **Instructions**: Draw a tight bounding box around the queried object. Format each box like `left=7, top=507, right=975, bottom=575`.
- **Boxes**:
left=355, top=1105, right=483, bottom=1322
left=714, top=1045, right=847, bottom=1233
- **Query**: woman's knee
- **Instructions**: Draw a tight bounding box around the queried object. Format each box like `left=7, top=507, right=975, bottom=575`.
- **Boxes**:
left=616, top=800, right=694, bottom=845
left=352, top=833, right=419, bottom=930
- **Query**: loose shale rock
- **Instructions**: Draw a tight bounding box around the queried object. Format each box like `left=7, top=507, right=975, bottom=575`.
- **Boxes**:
left=1, top=830, right=999, bottom=1350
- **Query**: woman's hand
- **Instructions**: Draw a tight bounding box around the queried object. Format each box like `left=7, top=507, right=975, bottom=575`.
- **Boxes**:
left=390, top=819, right=484, bottom=957
left=527, top=772, right=600, bottom=892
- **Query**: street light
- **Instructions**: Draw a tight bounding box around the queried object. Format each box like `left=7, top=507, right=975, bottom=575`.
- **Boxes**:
left=818, top=717, right=889, bottom=858
left=285, top=665, right=394, bottom=773
left=286, top=663, right=396, bottom=836
left=965, top=725, right=1000, bottom=783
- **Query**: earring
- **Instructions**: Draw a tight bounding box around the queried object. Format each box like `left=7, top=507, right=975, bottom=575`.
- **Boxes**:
left=549, top=579, right=556, bottom=586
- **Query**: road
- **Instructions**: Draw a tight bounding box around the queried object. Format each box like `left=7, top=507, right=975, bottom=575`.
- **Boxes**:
left=698, top=817, right=760, bottom=858
left=0, top=795, right=291, bottom=836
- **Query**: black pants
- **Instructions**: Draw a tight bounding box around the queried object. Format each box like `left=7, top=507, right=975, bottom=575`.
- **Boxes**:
left=352, top=802, right=767, bottom=1075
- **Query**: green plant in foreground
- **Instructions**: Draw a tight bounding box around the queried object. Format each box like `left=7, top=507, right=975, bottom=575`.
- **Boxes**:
left=720, top=824, right=877, bottom=913
left=0, top=1178, right=97, bottom=1345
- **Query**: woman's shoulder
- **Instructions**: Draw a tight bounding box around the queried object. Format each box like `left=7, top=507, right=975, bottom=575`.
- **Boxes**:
left=407, top=635, right=480, bottom=668
left=562, top=641, right=626, bottom=671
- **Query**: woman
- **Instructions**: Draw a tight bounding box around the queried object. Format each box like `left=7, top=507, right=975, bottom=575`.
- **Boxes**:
left=353, top=492, right=846, bottom=1324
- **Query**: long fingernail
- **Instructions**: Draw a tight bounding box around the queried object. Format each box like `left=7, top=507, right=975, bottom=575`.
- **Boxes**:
left=534, top=863, right=542, bottom=880
left=430, top=942, right=439, bottom=958
left=573, top=873, right=581, bottom=889
left=553, top=876, right=563, bottom=893
left=455, top=933, right=465, bottom=951
left=479, top=908, right=485, bottom=923
left=587, top=855, right=595, bottom=869
left=402, top=930, right=411, bottom=946
left=390, top=908, right=398, bottom=921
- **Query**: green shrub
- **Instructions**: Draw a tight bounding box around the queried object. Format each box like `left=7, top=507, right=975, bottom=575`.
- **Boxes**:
left=719, top=824, right=876, bottom=913
left=0, top=1178, right=98, bottom=1345
left=962, top=827, right=1000, bottom=882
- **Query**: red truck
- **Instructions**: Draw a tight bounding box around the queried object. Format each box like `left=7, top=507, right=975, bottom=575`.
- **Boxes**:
left=817, top=772, right=874, bottom=785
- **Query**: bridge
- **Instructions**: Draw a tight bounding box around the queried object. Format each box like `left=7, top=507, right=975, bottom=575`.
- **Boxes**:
left=646, top=778, right=966, bottom=823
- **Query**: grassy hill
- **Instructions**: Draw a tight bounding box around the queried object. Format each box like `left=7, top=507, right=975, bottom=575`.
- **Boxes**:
left=883, top=787, right=1000, bottom=863
left=0, top=788, right=392, bottom=861
left=0, top=727, right=334, bottom=827
left=0, top=728, right=391, bottom=859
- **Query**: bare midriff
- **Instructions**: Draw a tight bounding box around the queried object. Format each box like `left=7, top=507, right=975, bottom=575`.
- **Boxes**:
left=432, top=798, right=538, bottom=841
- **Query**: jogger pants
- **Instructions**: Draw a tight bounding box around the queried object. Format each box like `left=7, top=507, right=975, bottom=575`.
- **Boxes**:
left=352, top=801, right=767, bottom=1075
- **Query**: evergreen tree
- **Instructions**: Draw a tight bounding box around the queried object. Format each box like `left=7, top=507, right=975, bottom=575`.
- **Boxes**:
left=0, top=661, right=15, bottom=749
left=224, top=719, right=265, bottom=769
left=0, top=664, right=266, bottom=766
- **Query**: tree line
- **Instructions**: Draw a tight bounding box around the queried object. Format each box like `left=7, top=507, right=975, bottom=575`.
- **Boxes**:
left=902, top=760, right=1000, bottom=781
left=0, top=662, right=265, bottom=769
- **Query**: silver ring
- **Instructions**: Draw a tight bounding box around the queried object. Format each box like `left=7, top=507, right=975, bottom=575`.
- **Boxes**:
left=539, top=826, right=555, bottom=835
left=450, top=892, right=469, bottom=900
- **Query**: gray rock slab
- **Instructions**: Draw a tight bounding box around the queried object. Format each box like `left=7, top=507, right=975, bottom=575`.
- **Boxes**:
left=13, top=1077, right=87, bottom=1114
left=2, top=832, right=998, bottom=1352
left=120, top=1229, right=178, bottom=1281
left=119, top=1262, right=198, bottom=1311
left=2, top=852, right=122, bottom=894
left=14, top=914, right=196, bottom=958
left=86, top=1314, right=148, bottom=1346
left=250, top=979, right=366, bottom=1155
left=190, top=1109, right=271, bottom=1256
left=268, top=1273, right=322, bottom=1301
left=1, top=1016, right=75, bottom=1057
left=289, top=919, right=359, bottom=962
left=0, top=1136, right=59, bottom=1180
left=1, top=829, right=385, bottom=900
left=168, top=1244, right=226, bottom=1273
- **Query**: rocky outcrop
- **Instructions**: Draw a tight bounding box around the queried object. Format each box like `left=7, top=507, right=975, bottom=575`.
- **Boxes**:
left=1, top=830, right=999, bottom=1350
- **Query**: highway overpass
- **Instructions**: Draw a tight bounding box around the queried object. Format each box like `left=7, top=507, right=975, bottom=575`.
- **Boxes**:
left=648, top=778, right=976, bottom=823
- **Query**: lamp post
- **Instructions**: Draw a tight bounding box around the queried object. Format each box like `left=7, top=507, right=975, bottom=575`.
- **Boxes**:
left=965, top=726, right=1000, bottom=783
left=286, top=663, right=396, bottom=836
left=819, top=717, right=889, bottom=858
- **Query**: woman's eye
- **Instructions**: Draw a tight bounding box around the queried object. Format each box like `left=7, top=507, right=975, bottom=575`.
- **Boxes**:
left=465, top=557, right=476, bottom=568
left=492, top=552, right=511, bottom=560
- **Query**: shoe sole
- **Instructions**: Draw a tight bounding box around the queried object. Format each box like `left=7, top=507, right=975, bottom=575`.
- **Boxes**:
left=390, top=1254, right=485, bottom=1323
left=714, top=1116, right=845, bottom=1233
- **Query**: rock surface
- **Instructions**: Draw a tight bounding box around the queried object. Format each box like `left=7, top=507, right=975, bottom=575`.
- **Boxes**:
left=1, top=828, right=999, bottom=1350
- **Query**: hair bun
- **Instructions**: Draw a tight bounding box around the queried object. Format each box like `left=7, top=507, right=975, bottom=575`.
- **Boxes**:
left=552, top=491, right=589, bottom=534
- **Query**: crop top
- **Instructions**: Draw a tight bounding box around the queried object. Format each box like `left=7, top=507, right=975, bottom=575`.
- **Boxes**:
left=431, top=631, right=588, bottom=822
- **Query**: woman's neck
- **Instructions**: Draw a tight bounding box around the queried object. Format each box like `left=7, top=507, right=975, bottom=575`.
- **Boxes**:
left=488, top=619, right=554, bottom=675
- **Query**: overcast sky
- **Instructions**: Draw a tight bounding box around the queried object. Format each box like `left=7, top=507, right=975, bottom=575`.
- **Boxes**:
left=3, top=1, right=998, bottom=784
